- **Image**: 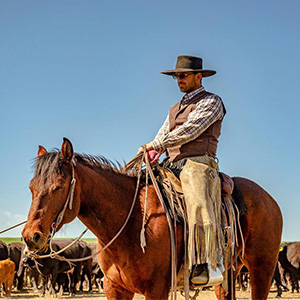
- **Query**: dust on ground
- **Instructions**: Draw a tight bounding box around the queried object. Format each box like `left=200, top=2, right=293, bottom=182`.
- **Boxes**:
left=9, top=287, right=300, bottom=300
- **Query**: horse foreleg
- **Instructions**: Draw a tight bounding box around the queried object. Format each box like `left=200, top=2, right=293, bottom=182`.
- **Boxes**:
left=103, top=277, right=134, bottom=300
left=144, top=284, right=170, bottom=300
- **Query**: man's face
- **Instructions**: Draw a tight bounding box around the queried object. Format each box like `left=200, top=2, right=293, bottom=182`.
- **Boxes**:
left=174, top=72, right=202, bottom=93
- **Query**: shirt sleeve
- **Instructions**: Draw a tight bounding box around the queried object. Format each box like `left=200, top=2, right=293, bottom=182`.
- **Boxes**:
left=151, top=114, right=169, bottom=151
left=151, top=95, right=224, bottom=152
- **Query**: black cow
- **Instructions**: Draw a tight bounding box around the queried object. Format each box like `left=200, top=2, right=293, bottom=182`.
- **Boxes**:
left=57, top=241, right=93, bottom=293
left=0, top=240, right=8, bottom=260
left=87, top=243, right=104, bottom=292
left=26, top=267, right=41, bottom=292
left=278, top=243, right=300, bottom=293
left=7, top=241, right=25, bottom=291
left=237, top=265, right=250, bottom=291
left=0, top=240, right=9, bottom=293
left=56, top=271, right=72, bottom=295
left=272, top=261, right=289, bottom=298
left=23, top=240, right=90, bottom=297
left=79, top=242, right=93, bottom=292
left=92, top=263, right=104, bottom=292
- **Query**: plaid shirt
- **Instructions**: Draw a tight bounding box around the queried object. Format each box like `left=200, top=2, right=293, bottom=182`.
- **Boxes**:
left=152, top=86, right=224, bottom=152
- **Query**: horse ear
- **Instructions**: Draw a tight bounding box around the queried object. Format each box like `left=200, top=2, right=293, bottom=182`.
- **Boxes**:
left=61, top=137, right=74, bottom=163
left=37, top=146, right=47, bottom=158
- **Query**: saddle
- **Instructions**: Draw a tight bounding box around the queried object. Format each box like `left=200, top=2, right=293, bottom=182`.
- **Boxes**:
left=157, top=166, right=247, bottom=221
left=156, top=166, right=247, bottom=290
left=159, top=167, right=233, bottom=197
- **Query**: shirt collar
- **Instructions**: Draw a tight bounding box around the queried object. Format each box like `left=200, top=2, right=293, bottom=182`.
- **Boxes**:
left=182, top=86, right=205, bottom=105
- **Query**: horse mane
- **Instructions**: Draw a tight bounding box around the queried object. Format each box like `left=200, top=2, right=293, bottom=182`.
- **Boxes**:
left=75, top=153, right=122, bottom=171
left=33, top=150, right=137, bottom=181
left=74, top=153, right=136, bottom=177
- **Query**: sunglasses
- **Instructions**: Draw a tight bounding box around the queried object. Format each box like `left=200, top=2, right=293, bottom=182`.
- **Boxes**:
left=172, top=73, right=194, bottom=80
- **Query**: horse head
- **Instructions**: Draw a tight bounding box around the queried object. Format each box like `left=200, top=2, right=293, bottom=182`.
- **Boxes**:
left=22, top=138, right=80, bottom=251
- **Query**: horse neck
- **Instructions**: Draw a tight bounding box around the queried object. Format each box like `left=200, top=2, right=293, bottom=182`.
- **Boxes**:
left=75, top=163, right=138, bottom=243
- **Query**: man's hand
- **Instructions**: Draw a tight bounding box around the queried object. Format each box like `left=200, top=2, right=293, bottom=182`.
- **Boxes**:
left=137, top=142, right=154, bottom=155
left=137, top=143, right=161, bottom=165
left=147, top=150, right=161, bottom=164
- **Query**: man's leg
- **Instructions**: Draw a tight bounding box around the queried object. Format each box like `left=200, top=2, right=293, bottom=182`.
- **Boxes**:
left=180, top=157, right=223, bottom=285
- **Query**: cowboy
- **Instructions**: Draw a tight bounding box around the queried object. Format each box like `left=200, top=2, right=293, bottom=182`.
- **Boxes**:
left=137, top=55, right=225, bottom=285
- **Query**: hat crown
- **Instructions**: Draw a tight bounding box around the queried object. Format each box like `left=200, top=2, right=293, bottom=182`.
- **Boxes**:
left=176, top=56, right=203, bottom=70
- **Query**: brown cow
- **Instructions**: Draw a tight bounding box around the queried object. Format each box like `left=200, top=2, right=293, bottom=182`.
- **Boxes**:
left=0, top=259, right=15, bottom=296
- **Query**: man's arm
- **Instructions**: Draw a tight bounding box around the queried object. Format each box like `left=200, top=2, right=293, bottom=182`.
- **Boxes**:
left=151, top=95, right=224, bottom=153
left=137, top=114, right=169, bottom=156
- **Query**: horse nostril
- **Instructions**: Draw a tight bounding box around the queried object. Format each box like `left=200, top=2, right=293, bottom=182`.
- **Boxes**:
left=32, top=232, right=42, bottom=244
left=22, top=232, right=46, bottom=251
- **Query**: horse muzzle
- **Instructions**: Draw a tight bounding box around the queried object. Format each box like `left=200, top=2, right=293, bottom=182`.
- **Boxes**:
left=22, top=230, right=48, bottom=251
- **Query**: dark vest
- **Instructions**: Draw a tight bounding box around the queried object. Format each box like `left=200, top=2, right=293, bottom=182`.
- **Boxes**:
left=166, top=90, right=225, bottom=162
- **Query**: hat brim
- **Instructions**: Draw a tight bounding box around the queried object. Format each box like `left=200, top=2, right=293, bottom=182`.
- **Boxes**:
left=161, top=68, right=216, bottom=78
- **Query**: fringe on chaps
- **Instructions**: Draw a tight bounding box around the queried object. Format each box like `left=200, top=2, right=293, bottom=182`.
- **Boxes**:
left=179, top=156, right=224, bottom=272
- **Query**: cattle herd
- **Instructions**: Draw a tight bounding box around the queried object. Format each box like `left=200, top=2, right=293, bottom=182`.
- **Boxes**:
left=0, top=239, right=104, bottom=297
left=236, top=242, right=300, bottom=298
left=0, top=239, right=300, bottom=298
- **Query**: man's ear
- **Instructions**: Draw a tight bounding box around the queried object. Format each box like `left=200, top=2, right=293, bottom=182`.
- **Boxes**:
left=61, top=137, right=74, bottom=163
left=196, top=72, right=203, bottom=82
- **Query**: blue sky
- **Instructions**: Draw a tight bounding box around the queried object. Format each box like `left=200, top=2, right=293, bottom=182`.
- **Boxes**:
left=0, top=1, right=299, bottom=241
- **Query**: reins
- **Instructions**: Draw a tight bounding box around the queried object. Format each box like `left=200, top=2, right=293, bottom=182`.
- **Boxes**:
left=142, top=147, right=178, bottom=300
left=123, top=149, right=179, bottom=300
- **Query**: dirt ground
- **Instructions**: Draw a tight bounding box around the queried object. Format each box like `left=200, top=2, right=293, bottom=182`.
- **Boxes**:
left=9, top=287, right=300, bottom=300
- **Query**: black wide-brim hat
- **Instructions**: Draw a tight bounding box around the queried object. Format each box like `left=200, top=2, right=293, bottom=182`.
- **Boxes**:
left=161, top=55, right=216, bottom=78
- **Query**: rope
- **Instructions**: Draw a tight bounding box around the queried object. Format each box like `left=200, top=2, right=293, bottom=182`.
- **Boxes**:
left=123, top=152, right=143, bottom=171
left=143, top=147, right=178, bottom=300
left=232, top=201, right=245, bottom=259
left=140, top=149, right=148, bottom=253
left=0, top=220, right=27, bottom=235
left=29, top=228, right=89, bottom=260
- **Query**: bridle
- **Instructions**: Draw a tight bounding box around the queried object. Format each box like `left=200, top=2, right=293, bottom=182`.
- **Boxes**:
left=30, top=158, right=78, bottom=256
left=49, top=158, right=77, bottom=238
left=25, top=157, right=79, bottom=259
left=26, top=154, right=143, bottom=262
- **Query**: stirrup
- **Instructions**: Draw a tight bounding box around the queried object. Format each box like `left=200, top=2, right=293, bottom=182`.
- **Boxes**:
left=191, top=263, right=223, bottom=286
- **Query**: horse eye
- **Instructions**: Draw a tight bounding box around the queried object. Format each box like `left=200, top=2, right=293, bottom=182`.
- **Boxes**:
left=54, top=186, right=63, bottom=191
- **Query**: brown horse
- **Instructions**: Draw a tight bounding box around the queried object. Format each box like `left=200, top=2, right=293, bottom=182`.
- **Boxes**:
left=22, top=138, right=282, bottom=300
